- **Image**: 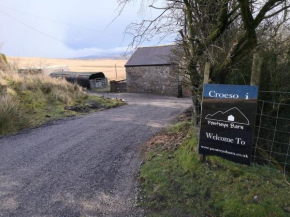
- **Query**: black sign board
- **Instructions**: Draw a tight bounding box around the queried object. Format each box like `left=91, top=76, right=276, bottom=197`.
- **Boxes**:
left=199, top=84, right=259, bottom=165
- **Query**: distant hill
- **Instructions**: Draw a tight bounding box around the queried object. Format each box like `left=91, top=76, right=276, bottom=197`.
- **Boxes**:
left=7, top=56, right=127, bottom=81
left=74, top=53, right=131, bottom=60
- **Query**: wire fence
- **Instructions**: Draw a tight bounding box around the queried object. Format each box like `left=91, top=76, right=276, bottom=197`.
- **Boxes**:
left=252, top=91, right=290, bottom=175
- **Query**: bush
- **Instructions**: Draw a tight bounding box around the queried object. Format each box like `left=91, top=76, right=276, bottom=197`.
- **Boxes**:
left=0, top=95, right=28, bottom=135
left=219, top=36, right=290, bottom=172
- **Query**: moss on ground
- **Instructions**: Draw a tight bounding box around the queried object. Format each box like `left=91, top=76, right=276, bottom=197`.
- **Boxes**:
left=15, top=90, right=122, bottom=129
left=140, top=121, right=290, bottom=217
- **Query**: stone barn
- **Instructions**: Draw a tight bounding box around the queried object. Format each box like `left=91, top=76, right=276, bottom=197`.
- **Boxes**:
left=125, top=45, right=183, bottom=97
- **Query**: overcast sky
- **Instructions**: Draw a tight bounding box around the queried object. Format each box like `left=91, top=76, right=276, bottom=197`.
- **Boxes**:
left=0, top=0, right=174, bottom=58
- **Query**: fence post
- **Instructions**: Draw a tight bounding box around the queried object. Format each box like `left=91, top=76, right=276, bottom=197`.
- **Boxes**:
left=199, top=62, right=211, bottom=162
left=115, top=64, right=118, bottom=80
left=251, top=53, right=263, bottom=166
left=204, top=62, right=210, bottom=84
left=250, top=53, right=263, bottom=86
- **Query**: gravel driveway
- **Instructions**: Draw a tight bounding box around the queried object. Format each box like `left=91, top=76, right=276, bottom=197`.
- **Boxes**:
left=0, top=93, right=191, bottom=217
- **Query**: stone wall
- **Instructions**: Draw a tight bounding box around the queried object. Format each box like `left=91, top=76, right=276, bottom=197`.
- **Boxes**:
left=126, top=65, right=179, bottom=96
left=110, top=80, right=127, bottom=93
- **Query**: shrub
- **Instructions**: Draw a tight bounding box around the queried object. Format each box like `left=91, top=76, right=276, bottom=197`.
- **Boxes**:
left=0, top=95, right=28, bottom=135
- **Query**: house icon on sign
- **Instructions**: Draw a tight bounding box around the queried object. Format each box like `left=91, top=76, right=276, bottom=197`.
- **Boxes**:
left=228, top=115, right=235, bottom=122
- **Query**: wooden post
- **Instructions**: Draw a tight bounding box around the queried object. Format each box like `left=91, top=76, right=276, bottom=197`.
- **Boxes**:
left=250, top=53, right=264, bottom=163
left=115, top=64, right=118, bottom=80
left=196, top=62, right=210, bottom=125
left=198, top=62, right=211, bottom=162
left=250, top=53, right=263, bottom=86
left=203, top=62, right=211, bottom=84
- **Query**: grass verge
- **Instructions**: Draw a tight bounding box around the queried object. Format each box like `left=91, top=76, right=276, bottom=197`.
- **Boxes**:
left=0, top=70, right=123, bottom=136
left=139, top=112, right=290, bottom=217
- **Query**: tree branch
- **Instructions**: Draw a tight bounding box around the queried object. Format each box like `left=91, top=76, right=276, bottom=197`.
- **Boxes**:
left=254, top=0, right=285, bottom=27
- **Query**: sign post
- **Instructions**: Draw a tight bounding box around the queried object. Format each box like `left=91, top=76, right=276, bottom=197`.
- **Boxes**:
left=199, top=84, right=259, bottom=165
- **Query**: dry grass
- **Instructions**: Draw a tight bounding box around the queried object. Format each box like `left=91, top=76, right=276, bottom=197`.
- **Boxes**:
left=7, top=57, right=127, bottom=81
left=0, top=70, right=86, bottom=105
left=0, top=69, right=123, bottom=136
left=0, top=94, right=27, bottom=135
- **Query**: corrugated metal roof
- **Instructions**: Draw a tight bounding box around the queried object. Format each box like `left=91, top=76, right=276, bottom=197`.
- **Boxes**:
left=50, top=71, right=103, bottom=77
left=125, top=45, right=177, bottom=67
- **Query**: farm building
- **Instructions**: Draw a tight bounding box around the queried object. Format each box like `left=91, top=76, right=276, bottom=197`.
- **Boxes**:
left=125, top=45, right=186, bottom=97
left=50, top=71, right=108, bottom=89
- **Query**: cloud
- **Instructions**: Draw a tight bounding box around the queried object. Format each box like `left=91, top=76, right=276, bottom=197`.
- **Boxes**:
left=67, top=46, right=131, bottom=58
left=0, top=0, right=174, bottom=58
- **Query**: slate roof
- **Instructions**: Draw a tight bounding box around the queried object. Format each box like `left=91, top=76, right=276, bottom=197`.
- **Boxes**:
left=125, top=45, right=177, bottom=67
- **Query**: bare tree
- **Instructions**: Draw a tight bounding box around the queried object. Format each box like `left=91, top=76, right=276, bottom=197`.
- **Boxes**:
left=118, top=0, right=290, bottom=125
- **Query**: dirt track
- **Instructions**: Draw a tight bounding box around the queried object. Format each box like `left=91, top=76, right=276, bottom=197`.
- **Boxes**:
left=0, top=93, right=191, bottom=217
